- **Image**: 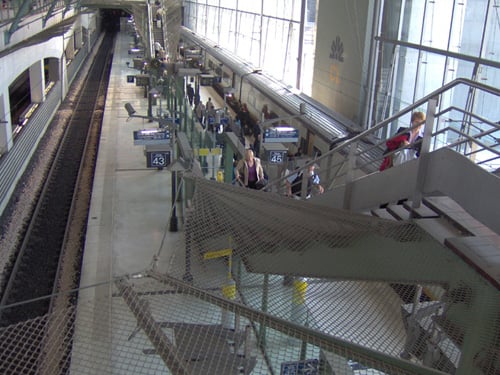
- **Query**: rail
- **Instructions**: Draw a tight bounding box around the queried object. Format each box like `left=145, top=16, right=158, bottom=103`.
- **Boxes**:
left=268, top=78, right=500, bottom=201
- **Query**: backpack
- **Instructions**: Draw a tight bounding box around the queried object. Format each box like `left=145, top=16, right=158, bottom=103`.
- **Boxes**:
left=242, top=123, right=253, bottom=136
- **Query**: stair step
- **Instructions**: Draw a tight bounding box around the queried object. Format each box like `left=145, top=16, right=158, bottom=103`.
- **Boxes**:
left=445, top=235, right=500, bottom=288
left=386, top=204, right=411, bottom=220
left=371, top=208, right=398, bottom=221
left=414, top=218, right=464, bottom=244
left=423, top=196, right=496, bottom=237
left=403, top=201, right=440, bottom=218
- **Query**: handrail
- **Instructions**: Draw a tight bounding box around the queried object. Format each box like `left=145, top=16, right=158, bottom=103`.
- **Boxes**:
left=265, top=78, right=500, bottom=198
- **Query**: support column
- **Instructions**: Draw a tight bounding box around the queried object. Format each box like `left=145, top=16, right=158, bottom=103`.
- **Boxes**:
left=29, top=60, right=45, bottom=103
left=48, top=58, right=60, bottom=83
left=0, top=92, right=13, bottom=154
left=291, top=277, right=308, bottom=325
left=258, top=273, right=269, bottom=350
left=455, top=284, right=500, bottom=375
left=60, top=36, right=68, bottom=100
left=74, top=26, right=83, bottom=49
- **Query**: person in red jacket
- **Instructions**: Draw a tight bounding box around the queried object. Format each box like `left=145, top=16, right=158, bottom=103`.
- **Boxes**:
left=379, top=111, right=425, bottom=171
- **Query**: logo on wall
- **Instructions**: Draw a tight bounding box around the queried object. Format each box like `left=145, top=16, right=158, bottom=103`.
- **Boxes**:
left=329, top=36, right=344, bottom=85
left=330, top=36, right=344, bottom=62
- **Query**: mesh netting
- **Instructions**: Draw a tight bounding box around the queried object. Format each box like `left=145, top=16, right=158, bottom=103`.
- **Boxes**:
left=1, top=176, right=499, bottom=375
left=0, top=276, right=441, bottom=375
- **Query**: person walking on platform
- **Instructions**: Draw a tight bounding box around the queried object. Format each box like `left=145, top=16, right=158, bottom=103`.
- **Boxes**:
left=235, top=149, right=265, bottom=189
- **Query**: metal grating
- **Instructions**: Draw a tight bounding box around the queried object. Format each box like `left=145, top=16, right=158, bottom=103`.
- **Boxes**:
left=0, top=81, right=62, bottom=215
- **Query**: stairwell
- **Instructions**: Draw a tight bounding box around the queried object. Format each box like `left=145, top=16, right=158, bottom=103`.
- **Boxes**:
left=152, top=23, right=165, bottom=58
left=358, top=189, right=500, bottom=373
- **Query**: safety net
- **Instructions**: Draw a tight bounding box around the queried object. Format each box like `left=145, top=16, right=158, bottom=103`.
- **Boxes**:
left=1, top=176, right=499, bottom=375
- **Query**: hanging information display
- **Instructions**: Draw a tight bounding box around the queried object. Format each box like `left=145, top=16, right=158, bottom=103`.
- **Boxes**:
left=133, top=128, right=170, bottom=145
left=135, top=74, right=149, bottom=87
left=264, top=126, right=299, bottom=143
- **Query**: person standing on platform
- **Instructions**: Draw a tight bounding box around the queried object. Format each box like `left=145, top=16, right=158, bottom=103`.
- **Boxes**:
left=195, top=101, right=205, bottom=127
left=252, top=122, right=262, bottom=157
left=261, top=104, right=271, bottom=122
left=186, top=84, right=194, bottom=106
left=206, top=97, right=215, bottom=131
left=206, top=97, right=215, bottom=112
left=237, top=103, right=250, bottom=127
left=237, top=103, right=253, bottom=148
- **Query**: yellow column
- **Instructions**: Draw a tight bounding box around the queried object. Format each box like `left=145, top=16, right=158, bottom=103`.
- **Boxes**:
left=203, top=247, right=236, bottom=328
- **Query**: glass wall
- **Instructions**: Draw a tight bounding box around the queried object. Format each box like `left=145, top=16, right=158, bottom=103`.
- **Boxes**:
left=374, top=0, right=500, bottom=132
left=182, top=0, right=317, bottom=93
left=183, top=0, right=498, bottom=131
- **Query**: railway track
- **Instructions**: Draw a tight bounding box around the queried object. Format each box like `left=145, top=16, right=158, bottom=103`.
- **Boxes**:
left=0, top=32, right=115, bottom=329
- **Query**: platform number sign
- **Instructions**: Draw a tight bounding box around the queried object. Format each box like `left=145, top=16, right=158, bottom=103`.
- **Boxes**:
left=269, top=150, right=286, bottom=164
left=146, top=151, right=171, bottom=169
left=281, top=359, right=319, bottom=375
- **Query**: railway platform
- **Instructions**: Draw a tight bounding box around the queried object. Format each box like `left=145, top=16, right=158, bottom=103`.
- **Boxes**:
left=76, top=27, right=500, bottom=375
left=76, top=30, right=405, bottom=375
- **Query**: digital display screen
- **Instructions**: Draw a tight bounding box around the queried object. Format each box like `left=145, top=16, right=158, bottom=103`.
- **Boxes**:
left=133, top=128, right=170, bottom=145
left=264, top=126, right=299, bottom=143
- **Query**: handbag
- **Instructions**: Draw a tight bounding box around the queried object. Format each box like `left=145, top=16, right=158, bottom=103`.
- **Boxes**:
left=255, top=178, right=268, bottom=190
left=393, top=148, right=417, bottom=166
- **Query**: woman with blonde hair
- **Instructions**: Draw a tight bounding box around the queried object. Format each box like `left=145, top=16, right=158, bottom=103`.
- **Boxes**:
left=379, top=111, right=426, bottom=171
left=235, top=149, right=265, bottom=189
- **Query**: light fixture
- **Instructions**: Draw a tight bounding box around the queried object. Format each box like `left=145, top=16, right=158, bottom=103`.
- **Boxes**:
left=239, top=69, right=262, bottom=102
left=150, top=88, right=160, bottom=98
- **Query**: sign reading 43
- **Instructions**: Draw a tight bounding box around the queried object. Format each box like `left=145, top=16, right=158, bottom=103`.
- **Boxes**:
left=151, top=153, right=167, bottom=166
left=147, top=151, right=171, bottom=169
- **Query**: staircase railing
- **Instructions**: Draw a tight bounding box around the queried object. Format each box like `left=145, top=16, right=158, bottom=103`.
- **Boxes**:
left=269, top=78, right=500, bottom=203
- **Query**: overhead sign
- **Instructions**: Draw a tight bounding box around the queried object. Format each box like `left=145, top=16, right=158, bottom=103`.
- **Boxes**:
left=159, top=117, right=180, bottom=128
left=281, top=359, right=319, bottom=375
left=264, top=126, right=299, bottom=143
left=135, top=74, right=149, bottom=87
left=133, top=128, right=170, bottom=145
left=133, top=58, right=145, bottom=70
